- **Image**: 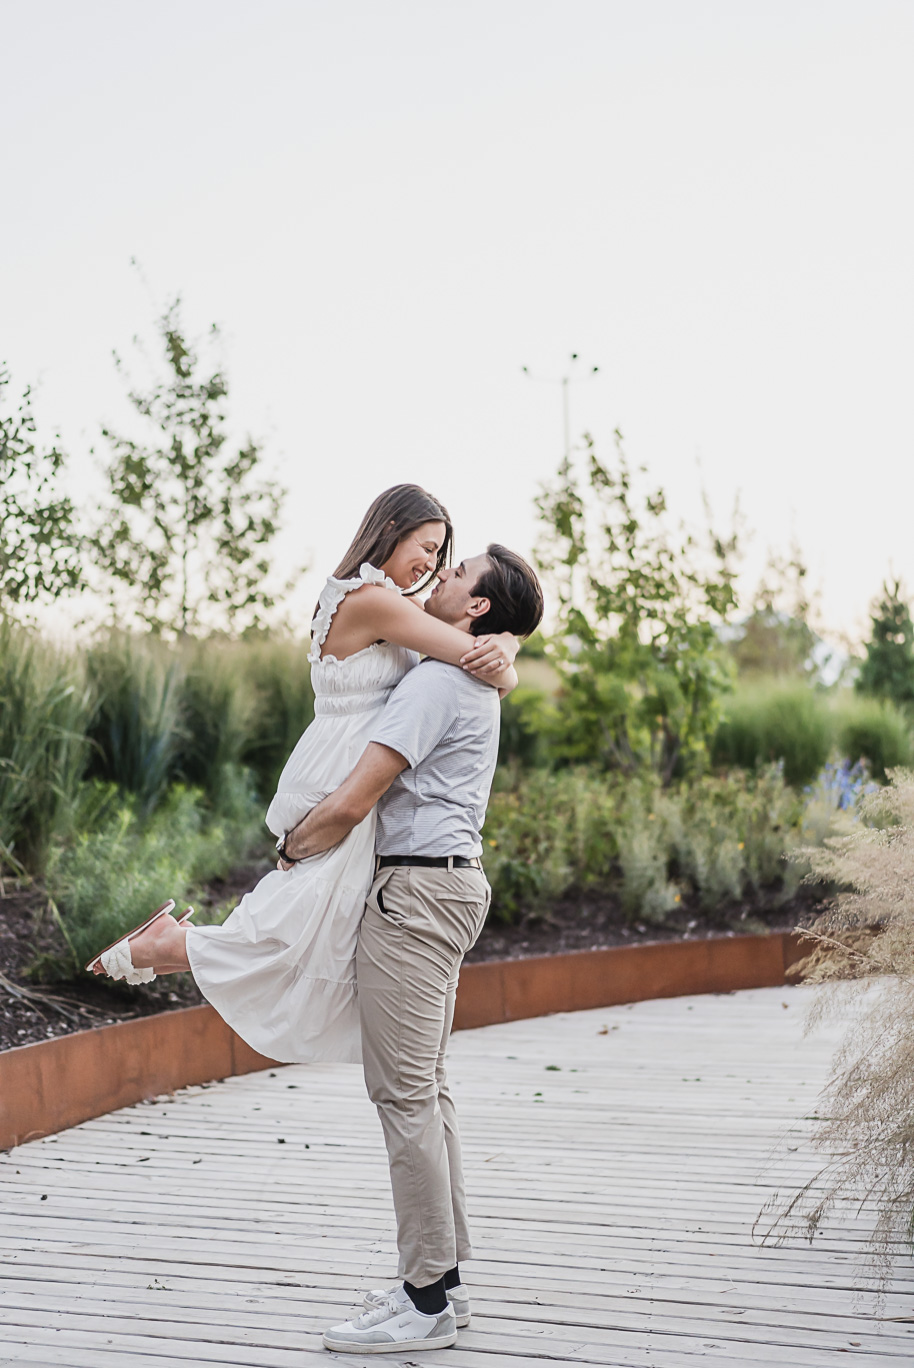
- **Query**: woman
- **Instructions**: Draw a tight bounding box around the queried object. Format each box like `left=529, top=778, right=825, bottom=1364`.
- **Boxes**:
left=87, top=484, right=518, bottom=1065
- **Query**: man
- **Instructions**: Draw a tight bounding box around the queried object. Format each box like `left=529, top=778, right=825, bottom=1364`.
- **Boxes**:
left=278, top=543, right=544, bottom=1354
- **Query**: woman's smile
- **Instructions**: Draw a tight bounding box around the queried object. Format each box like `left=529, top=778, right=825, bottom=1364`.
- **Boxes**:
left=382, top=520, right=446, bottom=590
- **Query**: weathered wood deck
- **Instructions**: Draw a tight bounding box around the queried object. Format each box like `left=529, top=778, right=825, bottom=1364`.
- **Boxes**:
left=1, top=984, right=912, bottom=1366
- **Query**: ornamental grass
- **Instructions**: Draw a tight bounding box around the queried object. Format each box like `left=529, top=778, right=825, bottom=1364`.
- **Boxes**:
left=758, top=770, right=914, bottom=1273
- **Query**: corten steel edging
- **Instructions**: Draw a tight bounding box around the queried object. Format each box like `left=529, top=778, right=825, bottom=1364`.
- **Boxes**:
left=452, top=930, right=808, bottom=1029
left=0, top=1006, right=276, bottom=1152
left=0, top=931, right=807, bottom=1150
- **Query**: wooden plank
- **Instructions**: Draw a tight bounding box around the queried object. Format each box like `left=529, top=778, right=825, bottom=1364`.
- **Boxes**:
left=2, top=986, right=912, bottom=1368
left=0, top=1313, right=908, bottom=1368
left=1, top=1283, right=910, bottom=1348
left=0, top=933, right=805, bottom=1150
left=2, top=1254, right=910, bottom=1308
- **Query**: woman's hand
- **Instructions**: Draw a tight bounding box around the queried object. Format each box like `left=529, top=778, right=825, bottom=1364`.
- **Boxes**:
left=459, top=631, right=519, bottom=677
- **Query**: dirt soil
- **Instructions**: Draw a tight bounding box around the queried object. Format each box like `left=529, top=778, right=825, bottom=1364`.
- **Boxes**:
left=0, top=861, right=822, bottom=1053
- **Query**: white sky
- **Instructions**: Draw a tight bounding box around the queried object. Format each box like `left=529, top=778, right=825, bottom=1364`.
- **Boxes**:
left=4, top=0, right=913, bottom=643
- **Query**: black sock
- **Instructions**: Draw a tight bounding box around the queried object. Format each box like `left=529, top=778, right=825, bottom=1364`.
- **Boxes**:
left=403, top=1277, right=448, bottom=1316
left=443, top=1265, right=461, bottom=1290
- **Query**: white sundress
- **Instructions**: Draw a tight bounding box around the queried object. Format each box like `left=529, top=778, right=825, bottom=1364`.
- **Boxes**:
left=186, top=564, right=418, bottom=1065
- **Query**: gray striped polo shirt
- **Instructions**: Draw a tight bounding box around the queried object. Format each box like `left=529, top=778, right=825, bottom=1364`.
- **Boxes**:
left=370, top=659, right=501, bottom=857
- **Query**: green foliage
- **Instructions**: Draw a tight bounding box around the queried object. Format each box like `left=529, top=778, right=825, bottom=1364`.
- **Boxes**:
left=712, top=682, right=833, bottom=786
left=81, top=634, right=314, bottom=806
left=91, top=299, right=286, bottom=636
left=518, top=630, right=549, bottom=660
left=233, top=638, right=315, bottom=796
left=730, top=547, right=819, bottom=679
left=713, top=682, right=914, bottom=788
left=0, top=622, right=93, bottom=873
left=663, top=769, right=803, bottom=909
left=0, top=625, right=318, bottom=888
left=614, top=789, right=679, bottom=920
left=85, top=637, right=185, bottom=810
left=177, top=642, right=258, bottom=793
left=483, top=768, right=620, bottom=915
left=482, top=765, right=803, bottom=923
left=42, top=774, right=263, bottom=977
left=833, top=695, right=913, bottom=781
left=856, top=579, right=914, bottom=710
left=497, top=686, right=551, bottom=767
left=0, top=367, right=81, bottom=613
left=535, top=433, right=738, bottom=782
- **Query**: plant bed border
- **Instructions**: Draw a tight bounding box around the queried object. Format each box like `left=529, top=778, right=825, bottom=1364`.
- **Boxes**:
left=0, top=931, right=806, bottom=1150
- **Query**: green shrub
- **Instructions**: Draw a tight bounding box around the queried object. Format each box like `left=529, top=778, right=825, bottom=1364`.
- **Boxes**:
left=236, top=639, right=314, bottom=796
left=712, top=682, right=833, bottom=786
left=482, top=764, right=804, bottom=923
left=663, top=769, right=802, bottom=910
left=85, top=637, right=185, bottom=810
left=497, top=686, right=550, bottom=768
left=178, top=642, right=258, bottom=795
left=615, top=793, right=679, bottom=921
left=41, top=772, right=264, bottom=977
left=81, top=634, right=315, bottom=808
left=0, top=621, right=93, bottom=873
left=483, top=768, right=621, bottom=917
left=1, top=627, right=317, bottom=882
left=833, top=696, right=913, bottom=781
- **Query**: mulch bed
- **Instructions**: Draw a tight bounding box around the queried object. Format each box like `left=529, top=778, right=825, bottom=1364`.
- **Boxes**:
left=0, top=860, right=271, bottom=1054
left=0, top=861, right=820, bottom=1053
left=463, top=884, right=819, bottom=963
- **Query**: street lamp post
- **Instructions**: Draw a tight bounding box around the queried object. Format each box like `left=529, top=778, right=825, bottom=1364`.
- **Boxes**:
left=522, top=353, right=600, bottom=460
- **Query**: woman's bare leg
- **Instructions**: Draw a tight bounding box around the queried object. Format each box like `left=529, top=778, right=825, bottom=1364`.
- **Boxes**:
left=92, top=913, right=191, bottom=976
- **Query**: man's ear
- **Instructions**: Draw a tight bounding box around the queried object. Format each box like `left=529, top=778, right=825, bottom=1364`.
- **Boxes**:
left=466, top=596, right=491, bottom=622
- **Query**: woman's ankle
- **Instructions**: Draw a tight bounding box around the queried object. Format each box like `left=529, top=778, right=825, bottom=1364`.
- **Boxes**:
left=132, top=918, right=186, bottom=970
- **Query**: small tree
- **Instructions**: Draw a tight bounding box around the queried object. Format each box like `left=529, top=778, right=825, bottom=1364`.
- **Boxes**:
left=0, top=368, right=81, bottom=614
left=731, top=547, right=820, bottom=679
left=535, top=432, right=739, bottom=782
left=92, top=300, right=285, bottom=636
left=856, top=579, right=914, bottom=710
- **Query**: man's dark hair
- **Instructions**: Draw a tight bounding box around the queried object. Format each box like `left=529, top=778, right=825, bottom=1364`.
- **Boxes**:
left=470, top=543, right=545, bottom=638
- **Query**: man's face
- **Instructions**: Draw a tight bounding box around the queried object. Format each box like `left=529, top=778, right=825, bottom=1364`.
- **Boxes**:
left=425, top=552, right=491, bottom=626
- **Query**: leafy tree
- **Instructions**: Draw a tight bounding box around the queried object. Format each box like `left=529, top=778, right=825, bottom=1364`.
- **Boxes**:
left=91, top=300, right=285, bottom=636
left=856, top=579, right=914, bottom=710
left=0, top=367, right=81, bottom=613
left=731, top=547, right=819, bottom=679
left=535, top=432, right=739, bottom=782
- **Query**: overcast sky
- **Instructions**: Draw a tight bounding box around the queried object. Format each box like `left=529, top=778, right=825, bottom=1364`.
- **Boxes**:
left=4, top=0, right=912, bottom=642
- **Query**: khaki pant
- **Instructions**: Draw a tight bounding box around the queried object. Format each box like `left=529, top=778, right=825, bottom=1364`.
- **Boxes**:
left=356, top=862, right=491, bottom=1287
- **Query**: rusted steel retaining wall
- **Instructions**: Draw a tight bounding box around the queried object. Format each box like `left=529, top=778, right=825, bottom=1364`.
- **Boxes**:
left=0, top=931, right=806, bottom=1149
left=454, top=931, right=806, bottom=1029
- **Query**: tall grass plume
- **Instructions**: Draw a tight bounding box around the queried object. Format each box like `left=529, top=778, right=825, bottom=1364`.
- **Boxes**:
left=757, top=770, right=914, bottom=1274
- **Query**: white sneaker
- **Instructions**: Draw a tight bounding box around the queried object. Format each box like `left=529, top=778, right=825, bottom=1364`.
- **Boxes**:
left=323, top=1293, right=458, bottom=1354
left=363, top=1280, right=471, bottom=1327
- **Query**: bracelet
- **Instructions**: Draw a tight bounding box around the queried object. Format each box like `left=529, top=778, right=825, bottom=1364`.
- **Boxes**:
left=275, top=834, right=301, bottom=865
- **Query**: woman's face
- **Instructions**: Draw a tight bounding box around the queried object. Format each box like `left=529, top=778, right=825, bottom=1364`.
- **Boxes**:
left=382, top=520, right=447, bottom=590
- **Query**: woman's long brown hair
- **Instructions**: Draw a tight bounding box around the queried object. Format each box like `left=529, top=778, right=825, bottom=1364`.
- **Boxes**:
left=332, top=484, right=453, bottom=596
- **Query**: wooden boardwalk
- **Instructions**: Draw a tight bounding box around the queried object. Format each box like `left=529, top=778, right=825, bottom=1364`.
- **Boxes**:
left=1, top=984, right=912, bottom=1367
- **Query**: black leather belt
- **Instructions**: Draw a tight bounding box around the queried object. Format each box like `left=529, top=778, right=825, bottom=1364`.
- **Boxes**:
left=378, top=855, right=481, bottom=869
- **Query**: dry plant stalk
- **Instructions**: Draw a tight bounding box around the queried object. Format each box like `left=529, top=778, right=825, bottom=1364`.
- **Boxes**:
left=756, top=770, right=914, bottom=1272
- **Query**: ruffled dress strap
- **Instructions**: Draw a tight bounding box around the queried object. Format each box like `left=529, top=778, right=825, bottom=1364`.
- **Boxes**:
left=309, top=562, right=401, bottom=664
